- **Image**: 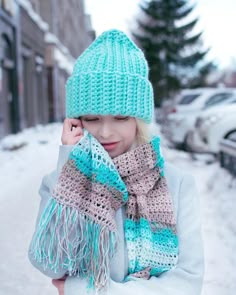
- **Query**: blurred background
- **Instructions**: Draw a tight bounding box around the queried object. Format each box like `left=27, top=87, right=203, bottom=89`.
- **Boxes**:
left=0, top=0, right=235, bottom=295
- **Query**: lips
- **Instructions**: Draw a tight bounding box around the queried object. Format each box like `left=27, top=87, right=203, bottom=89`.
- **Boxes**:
left=101, top=142, right=119, bottom=151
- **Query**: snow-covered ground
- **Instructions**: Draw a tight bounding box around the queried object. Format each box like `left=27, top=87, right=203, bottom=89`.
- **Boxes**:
left=0, top=123, right=235, bottom=295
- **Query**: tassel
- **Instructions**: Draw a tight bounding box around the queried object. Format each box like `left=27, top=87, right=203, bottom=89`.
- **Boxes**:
left=29, top=197, right=117, bottom=290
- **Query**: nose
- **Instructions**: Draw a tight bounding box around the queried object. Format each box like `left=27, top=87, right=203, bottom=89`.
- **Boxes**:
left=99, top=122, right=114, bottom=139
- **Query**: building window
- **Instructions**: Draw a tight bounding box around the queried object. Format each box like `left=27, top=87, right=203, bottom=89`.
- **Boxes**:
left=22, top=45, right=33, bottom=127
left=0, top=34, right=14, bottom=137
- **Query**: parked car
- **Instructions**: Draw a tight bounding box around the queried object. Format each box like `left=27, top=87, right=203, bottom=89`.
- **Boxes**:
left=219, top=132, right=236, bottom=176
left=158, top=91, right=185, bottom=123
left=161, top=88, right=236, bottom=148
left=226, top=131, right=236, bottom=142
left=186, top=102, right=236, bottom=154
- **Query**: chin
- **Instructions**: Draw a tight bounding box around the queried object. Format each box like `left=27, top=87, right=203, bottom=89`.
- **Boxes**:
left=108, top=149, right=122, bottom=158
left=109, top=152, right=118, bottom=158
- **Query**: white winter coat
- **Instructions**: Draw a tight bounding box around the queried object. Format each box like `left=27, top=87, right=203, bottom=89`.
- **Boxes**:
left=29, top=145, right=204, bottom=295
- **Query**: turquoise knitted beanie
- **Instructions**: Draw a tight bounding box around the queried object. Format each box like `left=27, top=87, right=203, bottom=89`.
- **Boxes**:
left=66, top=29, right=154, bottom=123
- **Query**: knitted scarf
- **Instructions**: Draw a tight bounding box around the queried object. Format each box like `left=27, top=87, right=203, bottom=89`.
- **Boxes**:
left=29, top=130, right=178, bottom=291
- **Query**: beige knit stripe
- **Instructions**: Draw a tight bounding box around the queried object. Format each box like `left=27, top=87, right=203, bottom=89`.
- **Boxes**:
left=113, top=143, right=156, bottom=177
left=124, top=169, right=161, bottom=194
left=126, top=212, right=176, bottom=227
left=52, top=160, right=124, bottom=231
left=125, top=170, right=176, bottom=226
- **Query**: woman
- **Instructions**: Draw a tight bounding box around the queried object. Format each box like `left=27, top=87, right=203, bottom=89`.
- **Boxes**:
left=28, top=29, right=204, bottom=295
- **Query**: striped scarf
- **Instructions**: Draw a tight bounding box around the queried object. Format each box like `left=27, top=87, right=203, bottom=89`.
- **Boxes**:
left=29, top=130, right=178, bottom=291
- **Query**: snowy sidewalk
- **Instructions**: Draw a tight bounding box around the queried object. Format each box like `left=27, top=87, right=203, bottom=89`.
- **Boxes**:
left=0, top=123, right=235, bottom=295
left=163, top=147, right=236, bottom=295
left=0, top=124, right=62, bottom=295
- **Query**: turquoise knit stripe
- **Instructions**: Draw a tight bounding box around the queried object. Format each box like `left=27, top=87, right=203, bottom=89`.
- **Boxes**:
left=69, top=131, right=128, bottom=202
left=124, top=217, right=178, bottom=274
left=124, top=219, right=178, bottom=253
left=125, top=230, right=178, bottom=255
left=151, top=136, right=165, bottom=176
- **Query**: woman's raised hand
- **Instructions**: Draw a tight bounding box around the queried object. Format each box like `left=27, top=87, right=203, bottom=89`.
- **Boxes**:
left=61, top=118, right=84, bottom=145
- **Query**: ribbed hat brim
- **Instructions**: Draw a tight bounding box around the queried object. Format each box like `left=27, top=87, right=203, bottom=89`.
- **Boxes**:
left=66, top=71, right=154, bottom=123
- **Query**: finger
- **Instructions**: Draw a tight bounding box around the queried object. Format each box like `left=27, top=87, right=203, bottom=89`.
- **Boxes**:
left=62, top=119, right=73, bottom=133
left=52, top=279, right=65, bottom=287
left=71, top=127, right=83, bottom=137
left=70, top=119, right=82, bottom=129
left=63, top=118, right=82, bottom=132
left=52, top=279, right=60, bottom=287
left=51, top=274, right=67, bottom=286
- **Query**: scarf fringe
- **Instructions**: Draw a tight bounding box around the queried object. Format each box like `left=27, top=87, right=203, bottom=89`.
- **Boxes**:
left=29, top=197, right=117, bottom=290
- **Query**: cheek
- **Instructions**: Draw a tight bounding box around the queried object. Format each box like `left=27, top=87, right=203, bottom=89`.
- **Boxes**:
left=81, top=123, right=97, bottom=136
left=124, top=121, right=137, bottom=140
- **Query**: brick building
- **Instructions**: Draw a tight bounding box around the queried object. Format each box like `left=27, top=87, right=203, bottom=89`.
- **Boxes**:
left=0, top=0, right=95, bottom=139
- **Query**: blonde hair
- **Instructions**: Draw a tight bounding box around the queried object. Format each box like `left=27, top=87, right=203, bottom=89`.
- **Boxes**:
left=134, top=118, right=154, bottom=146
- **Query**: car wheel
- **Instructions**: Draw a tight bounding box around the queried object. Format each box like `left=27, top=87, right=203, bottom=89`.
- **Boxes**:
left=182, top=134, right=190, bottom=152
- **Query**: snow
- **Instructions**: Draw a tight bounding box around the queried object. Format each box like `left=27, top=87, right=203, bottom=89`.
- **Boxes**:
left=44, top=32, right=75, bottom=73
left=18, top=0, right=75, bottom=74
left=44, top=32, right=59, bottom=45
left=162, top=146, right=236, bottom=295
left=18, top=0, right=49, bottom=32
left=0, top=123, right=235, bottom=295
left=54, top=48, right=74, bottom=74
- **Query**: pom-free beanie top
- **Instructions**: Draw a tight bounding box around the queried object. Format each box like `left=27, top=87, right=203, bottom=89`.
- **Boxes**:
left=66, top=29, right=154, bottom=123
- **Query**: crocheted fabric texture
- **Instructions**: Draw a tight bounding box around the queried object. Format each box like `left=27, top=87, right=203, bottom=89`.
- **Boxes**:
left=66, top=29, right=154, bottom=123
left=29, top=130, right=178, bottom=291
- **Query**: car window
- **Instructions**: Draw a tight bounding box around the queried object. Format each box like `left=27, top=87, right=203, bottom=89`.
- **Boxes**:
left=204, top=93, right=233, bottom=108
left=178, top=94, right=201, bottom=105
left=227, top=132, right=236, bottom=142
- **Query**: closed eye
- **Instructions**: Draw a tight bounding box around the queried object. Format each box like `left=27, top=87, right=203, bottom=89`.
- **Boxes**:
left=81, top=116, right=129, bottom=122
left=115, top=116, right=129, bottom=120
left=82, top=118, right=99, bottom=122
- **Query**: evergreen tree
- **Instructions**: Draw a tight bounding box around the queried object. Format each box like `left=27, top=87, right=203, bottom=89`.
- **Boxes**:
left=132, top=0, right=214, bottom=106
